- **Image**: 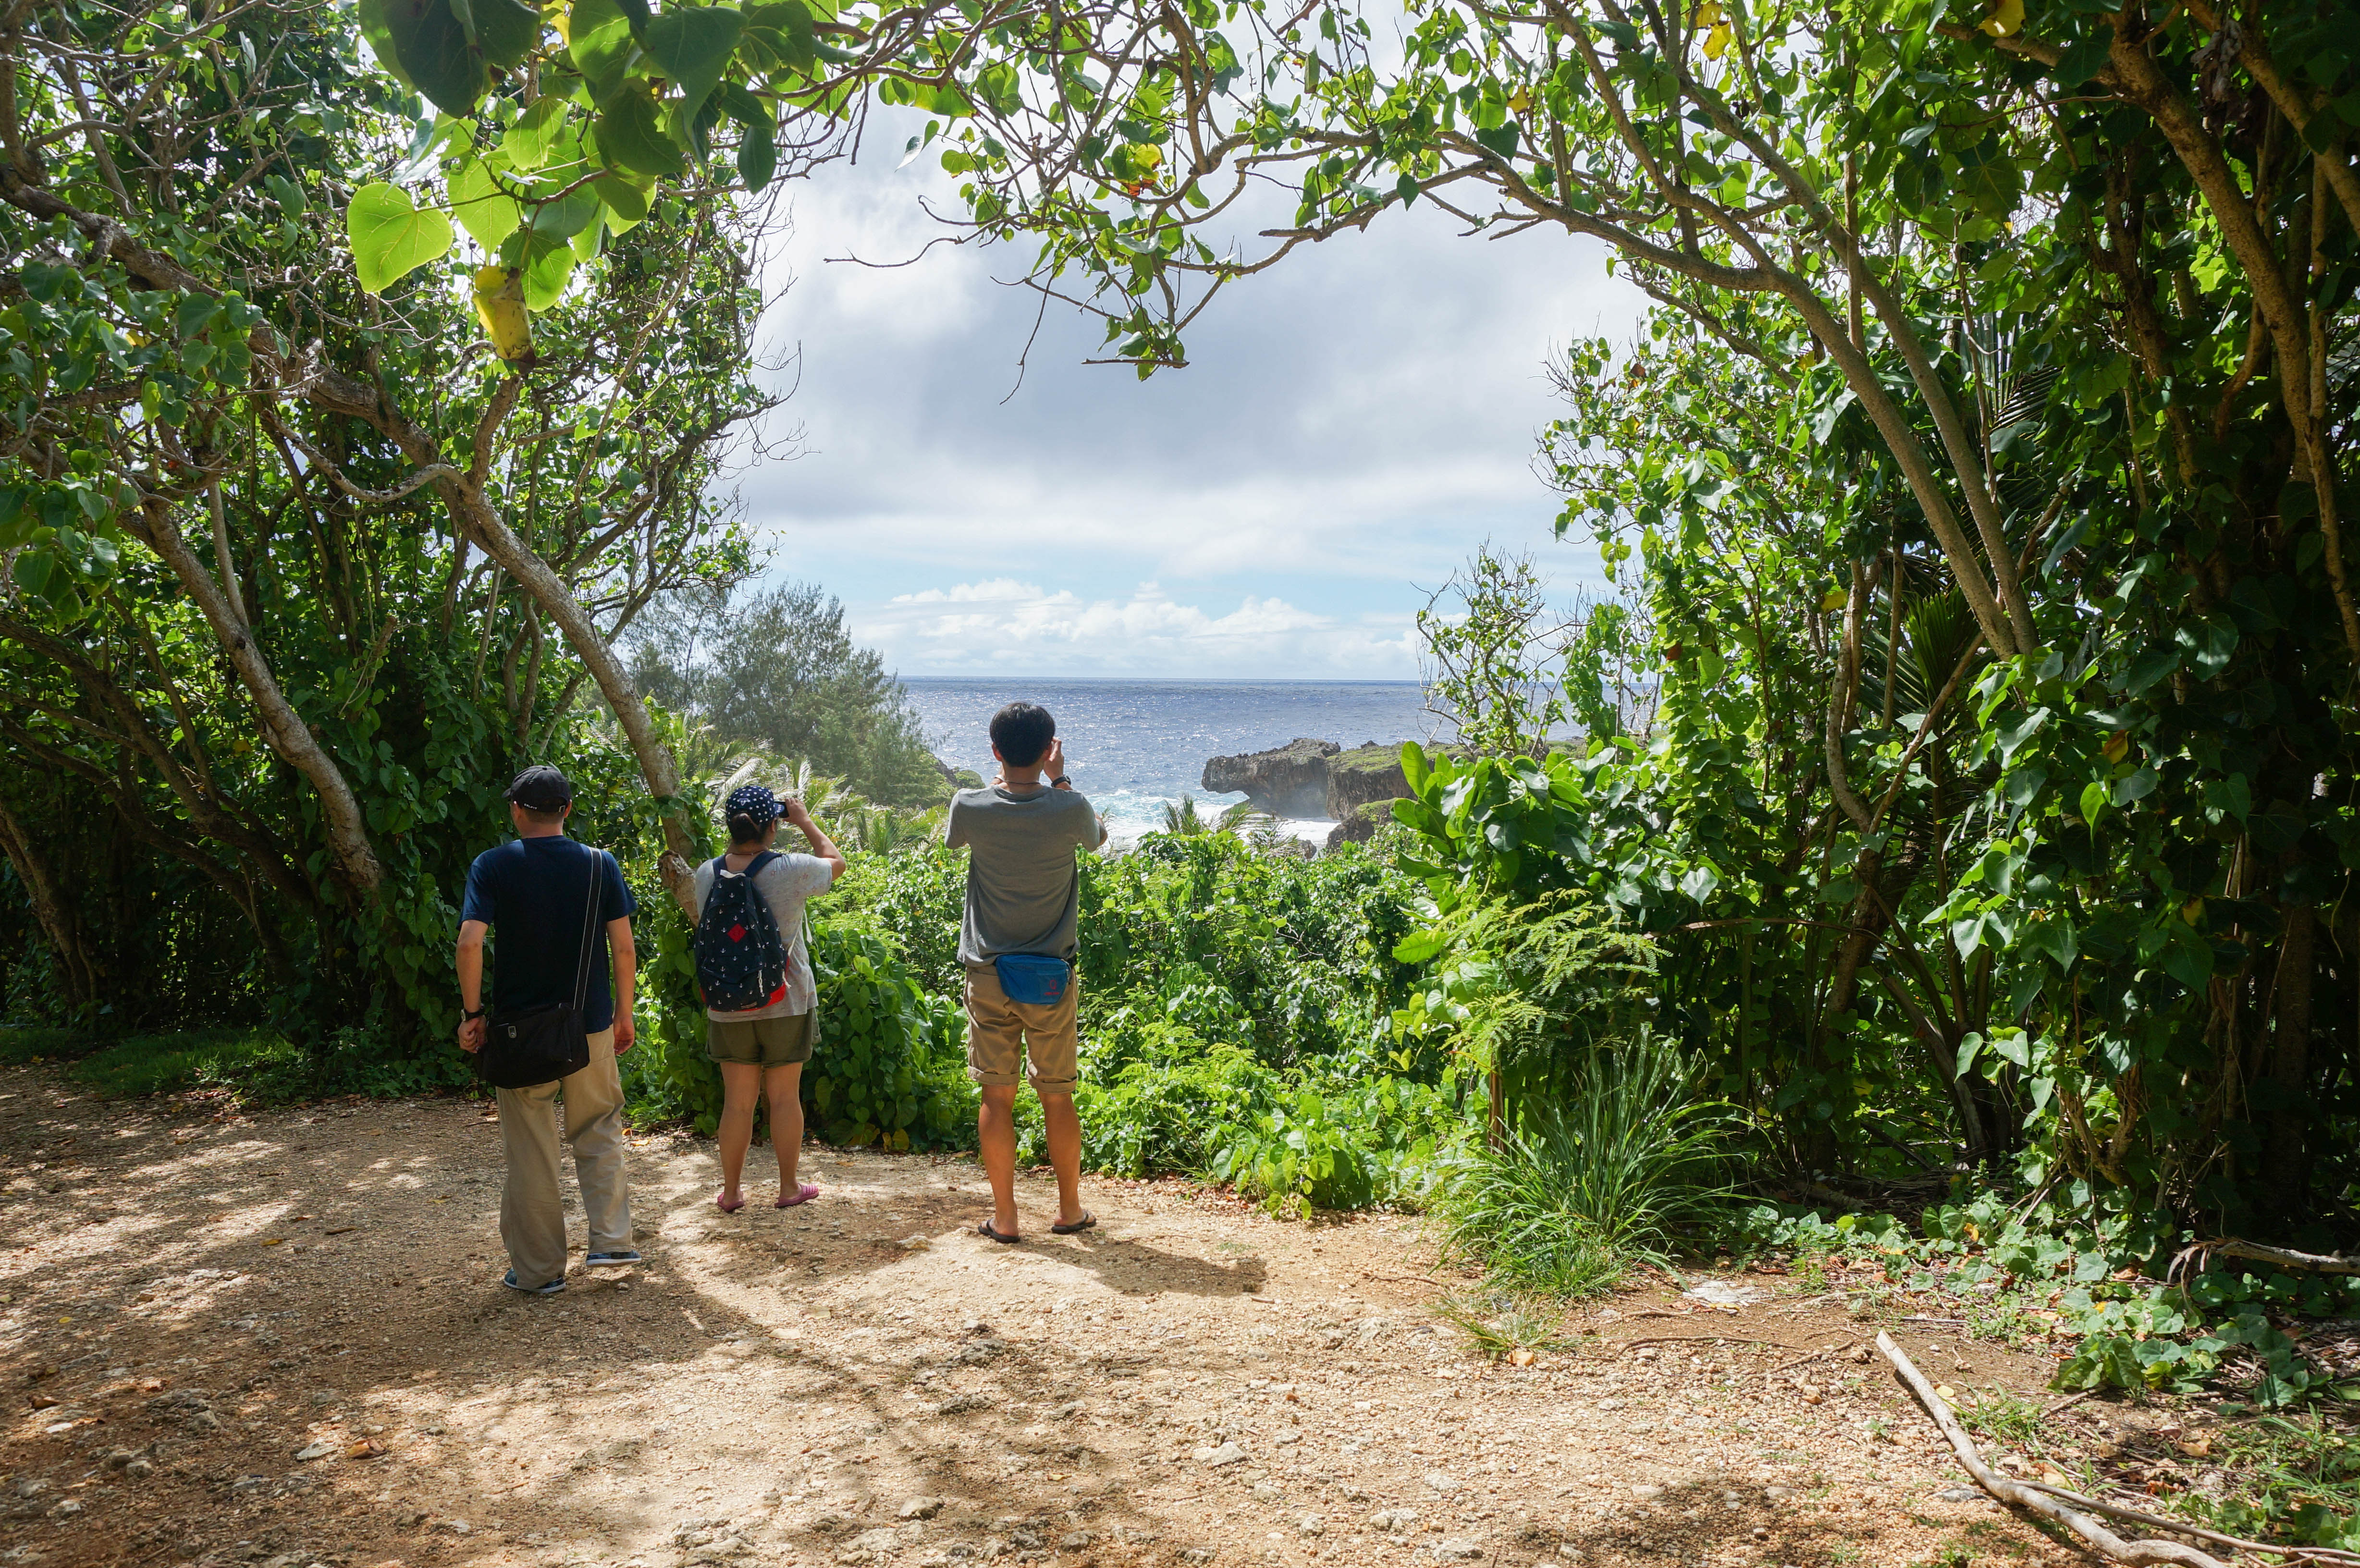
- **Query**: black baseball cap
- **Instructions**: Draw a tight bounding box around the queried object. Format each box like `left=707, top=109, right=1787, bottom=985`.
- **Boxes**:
left=505, top=765, right=573, bottom=811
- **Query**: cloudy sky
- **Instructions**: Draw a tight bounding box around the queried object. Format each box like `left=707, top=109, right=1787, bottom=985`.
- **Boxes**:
left=734, top=124, right=1646, bottom=680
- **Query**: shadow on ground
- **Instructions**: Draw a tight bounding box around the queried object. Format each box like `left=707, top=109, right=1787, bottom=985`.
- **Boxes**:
left=0, top=1067, right=2055, bottom=1568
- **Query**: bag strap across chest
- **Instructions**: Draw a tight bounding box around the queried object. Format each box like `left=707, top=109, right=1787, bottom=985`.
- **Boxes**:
left=567, top=847, right=606, bottom=1014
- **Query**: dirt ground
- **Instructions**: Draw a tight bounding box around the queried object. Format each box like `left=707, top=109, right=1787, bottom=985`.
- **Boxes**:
left=0, top=1063, right=2114, bottom=1568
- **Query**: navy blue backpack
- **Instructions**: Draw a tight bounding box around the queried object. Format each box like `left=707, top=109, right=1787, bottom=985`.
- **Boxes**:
left=694, top=852, right=791, bottom=1012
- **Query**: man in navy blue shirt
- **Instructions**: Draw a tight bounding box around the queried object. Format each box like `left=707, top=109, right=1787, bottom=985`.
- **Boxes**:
left=456, top=765, right=641, bottom=1293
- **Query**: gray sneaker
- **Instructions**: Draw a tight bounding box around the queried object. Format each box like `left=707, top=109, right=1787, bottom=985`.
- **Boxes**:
left=584, top=1250, right=642, bottom=1268
left=503, top=1269, right=565, bottom=1295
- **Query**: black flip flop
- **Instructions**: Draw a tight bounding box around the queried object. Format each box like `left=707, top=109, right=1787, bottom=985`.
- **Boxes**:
left=978, top=1219, right=1021, bottom=1245
left=1050, top=1211, right=1097, bottom=1235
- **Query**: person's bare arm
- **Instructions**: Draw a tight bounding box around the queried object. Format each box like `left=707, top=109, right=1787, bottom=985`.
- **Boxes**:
left=1045, top=737, right=1108, bottom=844
left=455, top=919, right=489, bottom=1053
left=786, top=798, right=849, bottom=882
left=607, top=918, right=637, bottom=1053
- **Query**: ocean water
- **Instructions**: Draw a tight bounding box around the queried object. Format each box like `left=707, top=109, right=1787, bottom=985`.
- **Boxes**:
left=901, top=678, right=1445, bottom=842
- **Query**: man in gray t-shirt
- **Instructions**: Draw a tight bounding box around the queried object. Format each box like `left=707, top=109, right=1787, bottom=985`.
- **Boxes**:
left=945, top=701, right=1106, bottom=1244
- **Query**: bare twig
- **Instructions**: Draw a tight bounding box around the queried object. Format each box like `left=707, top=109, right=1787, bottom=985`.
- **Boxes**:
left=2174, top=1237, right=2360, bottom=1278
left=1769, top=1340, right=1861, bottom=1375
left=1612, top=1335, right=1804, bottom=1352
left=1876, top=1332, right=2226, bottom=1567
left=2015, top=1478, right=2360, bottom=1566
left=263, top=410, right=457, bottom=505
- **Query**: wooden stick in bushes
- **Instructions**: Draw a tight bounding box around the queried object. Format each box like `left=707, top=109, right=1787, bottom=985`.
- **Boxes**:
left=1873, top=1331, right=2227, bottom=1568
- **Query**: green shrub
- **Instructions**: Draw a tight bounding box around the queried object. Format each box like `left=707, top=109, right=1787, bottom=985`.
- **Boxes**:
left=1433, top=1033, right=1736, bottom=1294
left=804, top=920, right=976, bottom=1152
left=620, top=894, right=728, bottom=1131
left=623, top=903, right=977, bottom=1148
left=1212, top=1084, right=1378, bottom=1215
left=1052, top=1035, right=1279, bottom=1175
left=0, top=1028, right=85, bottom=1066
left=838, top=829, right=1447, bottom=1209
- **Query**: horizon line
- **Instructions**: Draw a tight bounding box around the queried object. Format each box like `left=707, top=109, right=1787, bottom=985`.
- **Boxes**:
left=897, top=674, right=1426, bottom=686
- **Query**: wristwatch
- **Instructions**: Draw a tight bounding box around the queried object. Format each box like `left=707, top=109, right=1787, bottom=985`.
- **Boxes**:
left=1051, top=775, right=1071, bottom=787
left=462, top=1006, right=486, bottom=1021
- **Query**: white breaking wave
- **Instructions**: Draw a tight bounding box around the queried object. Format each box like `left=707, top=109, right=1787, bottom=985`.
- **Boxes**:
left=1088, top=788, right=1334, bottom=851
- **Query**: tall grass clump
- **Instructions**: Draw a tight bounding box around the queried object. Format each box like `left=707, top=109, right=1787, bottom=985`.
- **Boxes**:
left=1434, top=1032, right=1737, bottom=1295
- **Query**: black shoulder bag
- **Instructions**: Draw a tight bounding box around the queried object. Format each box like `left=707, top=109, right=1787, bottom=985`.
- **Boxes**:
left=477, top=848, right=605, bottom=1090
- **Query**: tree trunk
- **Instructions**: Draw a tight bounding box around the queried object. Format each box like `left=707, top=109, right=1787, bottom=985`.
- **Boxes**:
left=126, top=497, right=384, bottom=897
left=336, top=376, right=702, bottom=916
left=2261, top=903, right=2315, bottom=1223
left=1826, top=563, right=1873, bottom=829
left=0, top=792, right=99, bottom=1008
left=2103, top=25, right=2360, bottom=663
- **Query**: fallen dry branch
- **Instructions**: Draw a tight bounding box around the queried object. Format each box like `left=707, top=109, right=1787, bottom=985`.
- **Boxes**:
left=2015, top=1478, right=2360, bottom=1567
left=1875, top=1331, right=2228, bottom=1568
left=2039, top=1389, right=2098, bottom=1420
left=1610, top=1335, right=1804, bottom=1352
left=2185, top=1238, right=2360, bottom=1277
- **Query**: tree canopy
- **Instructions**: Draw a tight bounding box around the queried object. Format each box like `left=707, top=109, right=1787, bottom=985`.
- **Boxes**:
left=7, top=0, right=2360, bottom=1241
left=0, top=0, right=1004, bottom=1050
left=884, top=0, right=2360, bottom=1231
left=629, top=580, right=948, bottom=805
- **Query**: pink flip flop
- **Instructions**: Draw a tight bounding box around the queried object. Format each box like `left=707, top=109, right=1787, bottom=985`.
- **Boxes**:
left=777, top=1184, right=820, bottom=1208
left=715, top=1189, right=746, bottom=1213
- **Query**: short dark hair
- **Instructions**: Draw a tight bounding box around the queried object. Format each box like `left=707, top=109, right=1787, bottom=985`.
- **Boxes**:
left=989, top=702, right=1056, bottom=769
left=517, top=802, right=568, bottom=826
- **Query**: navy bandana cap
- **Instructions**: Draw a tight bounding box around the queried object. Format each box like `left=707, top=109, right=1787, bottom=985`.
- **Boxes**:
left=727, top=784, right=782, bottom=825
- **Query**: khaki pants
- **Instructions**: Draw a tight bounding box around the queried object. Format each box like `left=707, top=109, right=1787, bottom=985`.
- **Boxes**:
left=496, top=1029, right=632, bottom=1286
left=964, top=963, right=1079, bottom=1092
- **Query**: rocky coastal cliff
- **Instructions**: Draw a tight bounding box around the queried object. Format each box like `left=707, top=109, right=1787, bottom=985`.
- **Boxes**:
left=1200, top=737, right=1338, bottom=819
left=1201, top=737, right=1414, bottom=824
left=1323, top=743, right=1410, bottom=818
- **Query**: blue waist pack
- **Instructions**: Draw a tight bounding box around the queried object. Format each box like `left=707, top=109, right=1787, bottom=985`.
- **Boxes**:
left=994, top=954, right=1071, bottom=1006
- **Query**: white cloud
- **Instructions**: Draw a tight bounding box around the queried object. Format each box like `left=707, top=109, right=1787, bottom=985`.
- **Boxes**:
left=731, top=115, right=1647, bottom=675
left=859, top=579, right=1419, bottom=677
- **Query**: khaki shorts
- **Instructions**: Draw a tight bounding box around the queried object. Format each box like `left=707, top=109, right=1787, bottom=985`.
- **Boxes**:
left=707, top=1011, right=814, bottom=1067
left=964, top=962, right=1078, bottom=1093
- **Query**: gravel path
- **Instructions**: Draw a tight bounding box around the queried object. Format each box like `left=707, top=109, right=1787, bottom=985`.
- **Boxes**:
left=0, top=1064, right=2073, bottom=1568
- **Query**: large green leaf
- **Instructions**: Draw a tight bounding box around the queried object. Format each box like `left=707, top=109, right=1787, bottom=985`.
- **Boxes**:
left=355, top=0, right=419, bottom=90
left=501, top=94, right=565, bottom=170
left=591, top=172, right=650, bottom=233
left=449, top=0, right=540, bottom=69
left=712, top=79, right=765, bottom=123
left=567, top=0, right=638, bottom=96
left=447, top=156, right=522, bottom=251
left=529, top=184, right=602, bottom=241
left=738, top=0, right=815, bottom=74
left=736, top=114, right=776, bottom=191
left=641, top=6, right=743, bottom=122
left=346, top=181, right=456, bottom=293
left=518, top=230, right=578, bottom=310
left=593, top=79, right=685, bottom=177
left=383, top=0, right=488, bottom=114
